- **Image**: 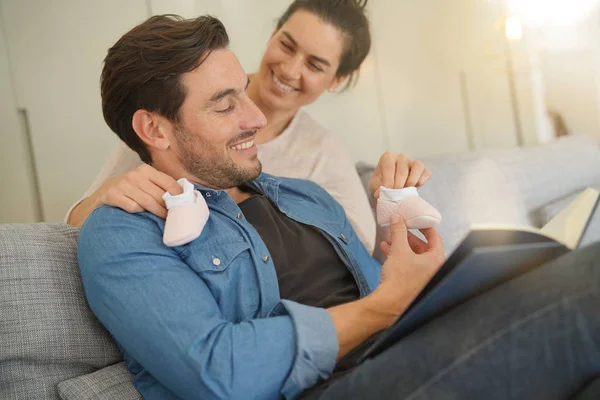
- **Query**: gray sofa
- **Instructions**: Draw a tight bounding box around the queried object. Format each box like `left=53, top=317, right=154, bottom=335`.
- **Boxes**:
left=1, top=135, right=599, bottom=399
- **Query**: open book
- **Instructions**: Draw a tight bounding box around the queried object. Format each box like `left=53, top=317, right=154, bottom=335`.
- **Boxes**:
left=358, top=187, right=599, bottom=363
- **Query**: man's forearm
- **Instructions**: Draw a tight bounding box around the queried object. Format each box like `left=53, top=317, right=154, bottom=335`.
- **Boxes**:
left=327, top=288, right=406, bottom=361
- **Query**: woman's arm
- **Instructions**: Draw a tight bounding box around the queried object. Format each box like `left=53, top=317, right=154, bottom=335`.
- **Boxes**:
left=67, top=142, right=182, bottom=227
left=313, top=133, right=377, bottom=254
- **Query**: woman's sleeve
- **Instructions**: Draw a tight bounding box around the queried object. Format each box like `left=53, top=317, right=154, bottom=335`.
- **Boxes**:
left=64, top=142, right=143, bottom=222
left=312, top=132, right=377, bottom=254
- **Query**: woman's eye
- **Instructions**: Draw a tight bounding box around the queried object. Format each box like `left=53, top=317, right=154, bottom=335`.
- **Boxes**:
left=281, top=41, right=293, bottom=52
left=308, top=62, right=323, bottom=72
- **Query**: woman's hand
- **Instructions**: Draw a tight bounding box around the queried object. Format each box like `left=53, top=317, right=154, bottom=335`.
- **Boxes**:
left=96, top=164, right=183, bottom=219
left=368, top=152, right=431, bottom=202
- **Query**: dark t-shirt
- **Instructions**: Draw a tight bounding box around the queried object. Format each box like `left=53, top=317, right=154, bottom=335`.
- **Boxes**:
left=238, top=191, right=360, bottom=309
left=238, top=189, right=382, bottom=387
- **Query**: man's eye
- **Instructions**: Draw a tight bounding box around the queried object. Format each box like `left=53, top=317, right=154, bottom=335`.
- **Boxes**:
left=217, top=105, right=234, bottom=114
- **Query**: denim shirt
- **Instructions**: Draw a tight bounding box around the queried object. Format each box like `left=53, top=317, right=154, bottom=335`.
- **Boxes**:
left=78, top=173, right=382, bottom=400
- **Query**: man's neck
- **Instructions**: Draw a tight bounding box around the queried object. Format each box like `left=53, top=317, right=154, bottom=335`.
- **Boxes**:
left=247, top=72, right=298, bottom=145
left=226, top=187, right=254, bottom=204
left=150, top=159, right=253, bottom=204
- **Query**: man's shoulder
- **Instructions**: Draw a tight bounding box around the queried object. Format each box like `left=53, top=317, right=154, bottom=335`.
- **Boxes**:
left=78, top=206, right=164, bottom=263
left=82, top=205, right=160, bottom=233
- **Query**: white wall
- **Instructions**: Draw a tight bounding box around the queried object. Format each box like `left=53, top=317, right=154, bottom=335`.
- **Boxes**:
left=1, top=0, right=553, bottom=222
left=539, top=49, right=600, bottom=140
left=0, top=0, right=148, bottom=222
left=526, top=9, right=600, bottom=142
left=0, top=9, right=39, bottom=223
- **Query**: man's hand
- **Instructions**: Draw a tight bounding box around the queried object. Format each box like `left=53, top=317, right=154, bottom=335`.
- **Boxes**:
left=95, top=164, right=183, bottom=219
left=375, top=214, right=446, bottom=319
left=368, top=152, right=431, bottom=202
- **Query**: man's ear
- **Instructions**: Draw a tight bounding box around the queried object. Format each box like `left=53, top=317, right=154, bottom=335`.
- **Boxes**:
left=132, top=109, right=171, bottom=150
left=328, top=75, right=348, bottom=92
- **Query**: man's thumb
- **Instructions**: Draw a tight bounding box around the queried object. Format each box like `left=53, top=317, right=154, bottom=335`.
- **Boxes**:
left=389, top=214, right=408, bottom=251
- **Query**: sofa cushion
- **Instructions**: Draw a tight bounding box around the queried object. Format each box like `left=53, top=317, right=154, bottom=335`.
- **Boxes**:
left=0, top=223, right=124, bottom=399
left=358, top=135, right=600, bottom=254
left=358, top=155, right=527, bottom=254
left=478, top=135, right=600, bottom=217
left=57, top=362, right=141, bottom=400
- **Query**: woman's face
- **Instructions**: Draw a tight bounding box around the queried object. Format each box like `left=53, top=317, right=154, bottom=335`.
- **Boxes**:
left=255, top=9, right=347, bottom=112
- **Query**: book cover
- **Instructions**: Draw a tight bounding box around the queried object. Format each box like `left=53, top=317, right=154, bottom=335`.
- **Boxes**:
left=359, top=187, right=599, bottom=362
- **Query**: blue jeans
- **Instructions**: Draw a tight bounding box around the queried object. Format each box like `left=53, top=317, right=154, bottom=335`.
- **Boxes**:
left=301, top=242, right=600, bottom=400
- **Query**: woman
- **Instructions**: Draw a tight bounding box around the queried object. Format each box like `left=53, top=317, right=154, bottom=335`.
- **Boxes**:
left=67, top=0, right=431, bottom=254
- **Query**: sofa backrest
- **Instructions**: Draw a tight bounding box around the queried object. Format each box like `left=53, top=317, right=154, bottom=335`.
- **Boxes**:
left=358, top=134, right=600, bottom=253
left=0, top=223, right=122, bottom=399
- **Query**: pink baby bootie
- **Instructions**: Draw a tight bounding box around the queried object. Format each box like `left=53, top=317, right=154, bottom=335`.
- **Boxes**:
left=377, top=186, right=441, bottom=229
left=162, top=178, right=210, bottom=247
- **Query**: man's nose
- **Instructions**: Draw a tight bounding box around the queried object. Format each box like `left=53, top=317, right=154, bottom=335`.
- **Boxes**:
left=240, top=96, right=267, bottom=131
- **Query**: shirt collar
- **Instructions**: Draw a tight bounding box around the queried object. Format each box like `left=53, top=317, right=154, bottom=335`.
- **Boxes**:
left=191, top=173, right=282, bottom=198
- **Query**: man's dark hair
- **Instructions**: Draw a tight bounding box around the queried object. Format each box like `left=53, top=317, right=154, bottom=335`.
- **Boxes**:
left=101, top=15, right=229, bottom=164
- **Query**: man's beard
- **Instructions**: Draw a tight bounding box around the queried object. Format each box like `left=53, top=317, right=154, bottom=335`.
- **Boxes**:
left=175, top=127, right=262, bottom=189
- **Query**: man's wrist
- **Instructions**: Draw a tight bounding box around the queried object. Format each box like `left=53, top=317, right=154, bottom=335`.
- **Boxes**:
left=362, top=286, right=407, bottom=330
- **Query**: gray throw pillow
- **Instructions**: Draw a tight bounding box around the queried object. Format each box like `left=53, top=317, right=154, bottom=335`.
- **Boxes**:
left=58, top=362, right=141, bottom=400
left=0, top=223, right=123, bottom=399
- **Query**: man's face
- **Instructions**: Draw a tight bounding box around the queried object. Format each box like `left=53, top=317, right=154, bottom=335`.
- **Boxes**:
left=171, top=49, right=267, bottom=189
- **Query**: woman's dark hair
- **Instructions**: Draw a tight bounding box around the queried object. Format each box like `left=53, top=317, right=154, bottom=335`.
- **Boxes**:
left=101, top=15, right=229, bottom=164
left=276, top=0, right=371, bottom=91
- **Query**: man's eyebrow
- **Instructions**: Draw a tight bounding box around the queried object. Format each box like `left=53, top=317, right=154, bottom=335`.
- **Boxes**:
left=282, top=31, right=331, bottom=68
left=209, top=88, right=236, bottom=103
left=209, top=79, right=250, bottom=103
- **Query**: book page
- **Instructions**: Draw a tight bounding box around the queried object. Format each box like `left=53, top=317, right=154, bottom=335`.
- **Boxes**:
left=540, top=188, right=600, bottom=250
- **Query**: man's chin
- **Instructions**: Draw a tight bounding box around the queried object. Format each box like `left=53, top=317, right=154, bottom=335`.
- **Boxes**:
left=230, top=159, right=262, bottom=187
left=246, top=159, right=262, bottom=181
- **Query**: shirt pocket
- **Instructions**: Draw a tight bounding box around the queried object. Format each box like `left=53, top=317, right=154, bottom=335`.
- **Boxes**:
left=181, top=238, right=260, bottom=321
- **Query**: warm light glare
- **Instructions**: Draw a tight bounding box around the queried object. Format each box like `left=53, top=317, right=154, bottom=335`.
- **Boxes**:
left=508, top=0, right=600, bottom=26
left=505, top=16, right=523, bottom=40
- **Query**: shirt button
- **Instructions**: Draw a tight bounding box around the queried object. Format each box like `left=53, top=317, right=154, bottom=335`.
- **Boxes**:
left=263, top=255, right=270, bottom=263
left=212, top=257, right=221, bottom=266
left=205, top=192, right=212, bottom=198
left=236, top=213, right=243, bottom=219
left=340, top=234, right=347, bottom=241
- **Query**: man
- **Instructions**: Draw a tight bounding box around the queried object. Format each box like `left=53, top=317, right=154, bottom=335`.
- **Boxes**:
left=79, top=15, right=600, bottom=400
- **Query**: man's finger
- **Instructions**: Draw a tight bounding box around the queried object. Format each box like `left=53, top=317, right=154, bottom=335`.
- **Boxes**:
left=388, top=214, right=409, bottom=256
left=380, top=241, right=391, bottom=258
left=407, top=231, right=427, bottom=254
left=420, top=227, right=443, bottom=251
